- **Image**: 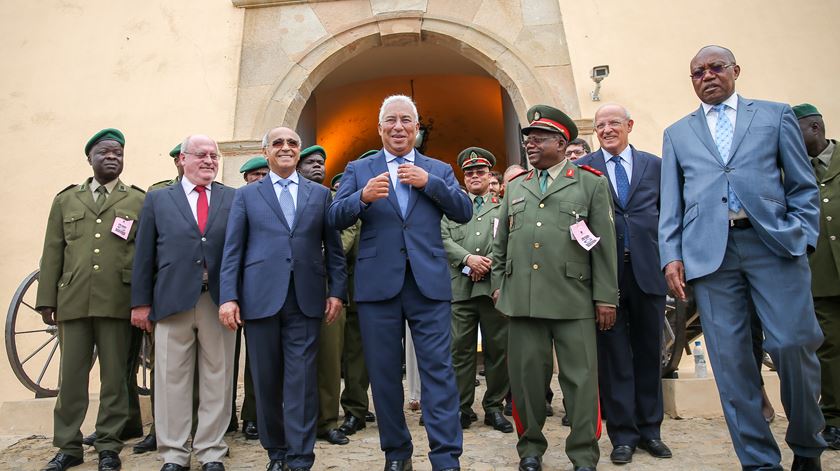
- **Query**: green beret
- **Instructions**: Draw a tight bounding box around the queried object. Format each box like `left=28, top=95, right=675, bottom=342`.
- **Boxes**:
left=84, top=128, right=125, bottom=156
left=240, top=156, right=269, bottom=174
left=457, top=147, right=496, bottom=170
left=300, top=145, right=326, bottom=161
left=168, top=143, right=181, bottom=158
left=330, top=172, right=344, bottom=188
left=358, top=150, right=378, bottom=160
left=522, top=105, right=578, bottom=141
left=793, top=103, right=821, bottom=120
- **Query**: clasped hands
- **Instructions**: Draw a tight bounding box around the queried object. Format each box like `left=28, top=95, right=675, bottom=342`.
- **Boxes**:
left=465, top=254, right=491, bottom=282
left=361, top=164, right=428, bottom=204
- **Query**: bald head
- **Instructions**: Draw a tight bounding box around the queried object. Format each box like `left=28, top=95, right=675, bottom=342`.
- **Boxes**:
left=694, top=45, right=736, bottom=64
left=179, top=134, right=220, bottom=186
left=594, top=103, right=634, bottom=155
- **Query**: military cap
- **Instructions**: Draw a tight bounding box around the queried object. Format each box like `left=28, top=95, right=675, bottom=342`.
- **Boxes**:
left=240, top=156, right=269, bottom=174
left=300, top=145, right=326, bottom=161
left=169, top=143, right=182, bottom=158
left=793, top=103, right=821, bottom=120
left=84, top=128, right=125, bottom=156
left=331, top=172, right=344, bottom=188
left=457, top=147, right=496, bottom=170
left=521, top=105, right=578, bottom=141
left=358, top=149, right=378, bottom=160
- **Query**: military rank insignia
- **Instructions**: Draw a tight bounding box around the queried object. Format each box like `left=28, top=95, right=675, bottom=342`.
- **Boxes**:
left=565, top=168, right=575, bottom=178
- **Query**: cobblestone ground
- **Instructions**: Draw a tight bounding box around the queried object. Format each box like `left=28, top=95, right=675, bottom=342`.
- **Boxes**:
left=2, top=379, right=839, bottom=470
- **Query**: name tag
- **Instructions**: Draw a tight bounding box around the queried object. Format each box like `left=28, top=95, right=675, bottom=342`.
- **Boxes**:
left=511, top=197, right=525, bottom=205
left=111, top=217, right=133, bottom=240
left=493, top=217, right=499, bottom=238
left=570, top=220, right=600, bottom=251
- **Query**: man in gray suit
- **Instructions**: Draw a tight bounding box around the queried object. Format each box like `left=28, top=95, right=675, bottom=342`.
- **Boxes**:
left=659, top=45, right=825, bottom=471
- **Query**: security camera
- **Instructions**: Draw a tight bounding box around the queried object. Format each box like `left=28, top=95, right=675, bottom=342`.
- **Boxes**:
left=590, top=65, right=609, bottom=101
left=591, top=65, right=610, bottom=83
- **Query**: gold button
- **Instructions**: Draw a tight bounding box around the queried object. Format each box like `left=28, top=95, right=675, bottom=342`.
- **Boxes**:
left=93, top=264, right=100, bottom=270
left=536, top=222, right=542, bottom=227
left=475, top=232, right=481, bottom=236
left=825, top=198, right=830, bottom=203
left=822, top=183, right=826, bottom=187
left=477, top=217, right=482, bottom=221
left=579, top=275, right=584, bottom=280
left=534, top=242, right=540, bottom=248
left=96, top=218, right=102, bottom=224
left=532, top=264, right=539, bottom=270
left=831, top=236, right=837, bottom=241
left=828, top=216, right=833, bottom=222
left=93, top=248, right=100, bottom=254
left=475, top=248, right=481, bottom=252
left=94, top=233, right=101, bottom=238
left=201, top=237, right=207, bottom=242
left=58, top=283, right=64, bottom=287
left=539, top=203, right=545, bottom=208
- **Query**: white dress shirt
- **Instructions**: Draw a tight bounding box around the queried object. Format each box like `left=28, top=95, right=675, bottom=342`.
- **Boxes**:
left=269, top=170, right=300, bottom=207
left=181, top=177, right=212, bottom=222
left=384, top=148, right=416, bottom=188
left=602, top=145, right=633, bottom=191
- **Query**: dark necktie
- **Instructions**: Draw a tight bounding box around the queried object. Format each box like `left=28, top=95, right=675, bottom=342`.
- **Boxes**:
left=394, top=156, right=410, bottom=216
left=195, top=185, right=208, bottom=233
left=95, top=186, right=107, bottom=210
left=610, top=155, right=631, bottom=251
left=474, top=195, right=484, bottom=212
left=277, top=179, right=296, bottom=228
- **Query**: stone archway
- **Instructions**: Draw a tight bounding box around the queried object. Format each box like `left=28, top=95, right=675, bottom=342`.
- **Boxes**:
left=222, top=1, right=587, bottom=183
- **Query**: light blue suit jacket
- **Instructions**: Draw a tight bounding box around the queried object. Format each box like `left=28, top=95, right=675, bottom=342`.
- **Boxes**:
left=328, top=150, right=472, bottom=302
left=659, top=96, right=820, bottom=281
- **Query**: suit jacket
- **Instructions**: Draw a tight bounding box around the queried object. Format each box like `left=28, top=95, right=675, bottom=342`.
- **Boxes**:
left=219, top=176, right=346, bottom=320
left=659, top=96, right=820, bottom=281
left=491, top=161, right=619, bottom=319
left=441, top=195, right=502, bottom=302
left=36, top=178, right=145, bottom=321
left=328, top=150, right=472, bottom=302
left=576, top=146, right=667, bottom=296
left=810, top=140, right=840, bottom=297
left=131, top=180, right=234, bottom=321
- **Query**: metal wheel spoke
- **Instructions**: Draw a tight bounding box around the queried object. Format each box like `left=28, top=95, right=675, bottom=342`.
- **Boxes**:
left=20, top=301, right=38, bottom=312
left=36, top=340, right=59, bottom=384
left=21, top=335, right=58, bottom=365
left=14, top=328, right=54, bottom=335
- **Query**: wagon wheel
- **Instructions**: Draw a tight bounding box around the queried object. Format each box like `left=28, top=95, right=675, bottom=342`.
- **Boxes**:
left=136, top=332, right=152, bottom=396
left=661, top=295, right=686, bottom=378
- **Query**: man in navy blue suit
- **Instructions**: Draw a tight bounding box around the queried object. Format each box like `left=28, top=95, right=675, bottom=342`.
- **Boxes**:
left=576, top=104, right=670, bottom=465
left=329, top=95, right=471, bottom=471
left=218, top=126, right=346, bottom=471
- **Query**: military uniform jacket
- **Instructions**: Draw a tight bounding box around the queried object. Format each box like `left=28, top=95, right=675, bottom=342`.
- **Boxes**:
left=810, top=141, right=840, bottom=297
left=442, top=195, right=502, bottom=302
left=147, top=176, right=179, bottom=192
left=36, top=178, right=145, bottom=321
left=491, top=161, right=618, bottom=319
left=341, top=219, right=362, bottom=311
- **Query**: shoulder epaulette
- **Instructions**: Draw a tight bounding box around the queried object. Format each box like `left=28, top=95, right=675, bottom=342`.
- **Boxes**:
left=57, top=184, right=77, bottom=195
left=130, top=184, right=147, bottom=193
left=519, top=170, right=534, bottom=181
left=579, top=165, right=604, bottom=177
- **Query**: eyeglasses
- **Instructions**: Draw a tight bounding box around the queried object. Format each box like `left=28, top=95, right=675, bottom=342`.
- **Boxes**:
left=464, top=169, right=489, bottom=177
left=270, top=138, right=300, bottom=149
left=565, top=148, right=587, bottom=157
left=690, top=63, right=735, bottom=80
left=380, top=116, right=416, bottom=127
left=523, top=135, right=561, bottom=146
left=594, top=120, right=626, bottom=132
left=184, top=151, right=219, bottom=161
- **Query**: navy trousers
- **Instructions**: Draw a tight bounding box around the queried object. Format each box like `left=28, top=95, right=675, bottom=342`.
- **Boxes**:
left=357, top=265, right=463, bottom=470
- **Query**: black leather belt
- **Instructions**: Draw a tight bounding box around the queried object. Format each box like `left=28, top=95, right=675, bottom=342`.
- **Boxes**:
left=201, top=282, right=209, bottom=293
left=729, top=219, right=752, bottom=230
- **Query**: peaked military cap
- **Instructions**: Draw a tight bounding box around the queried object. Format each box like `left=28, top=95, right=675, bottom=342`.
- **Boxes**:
left=457, top=147, right=496, bottom=170
left=358, top=149, right=378, bottom=160
left=85, top=128, right=125, bottom=156
left=521, top=105, right=578, bottom=141
left=793, top=103, right=821, bottom=120
left=169, top=143, right=182, bottom=158
left=300, top=145, right=326, bottom=160
left=330, top=172, right=344, bottom=188
left=240, top=156, right=269, bottom=174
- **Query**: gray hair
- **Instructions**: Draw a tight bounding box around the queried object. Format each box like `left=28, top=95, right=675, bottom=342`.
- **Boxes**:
left=595, top=103, right=632, bottom=121
left=378, top=95, right=419, bottom=123
left=180, top=135, right=220, bottom=155
left=261, top=127, right=303, bottom=149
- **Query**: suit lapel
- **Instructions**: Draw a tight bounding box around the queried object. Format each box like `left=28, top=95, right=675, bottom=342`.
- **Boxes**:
left=476, top=196, right=498, bottom=218
left=98, top=180, right=129, bottom=215
left=541, top=161, right=576, bottom=200
left=293, top=177, right=313, bottom=233
left=371, top=153, right=403, bottom=218
left=257, top=177, right=289, bottom=230
left=822, top=144, right=840, bottom=183
left=73, top=178, right=101, bottom=215
left=167, top=181, right=201, bottom=233
left=626, top=146, right=647, bottom=205
left=406, top=153, right=432, bottom=219
left=688, top=106, right=725, bottom=166
left=520, top=170, right=542, bottom=200
left=588, top=152, right=618, bottom=202
left=728, top=97, right=756, bottom=160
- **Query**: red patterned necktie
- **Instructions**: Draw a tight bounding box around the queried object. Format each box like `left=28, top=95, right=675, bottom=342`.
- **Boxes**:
left=195, top=185, right=208, bottom=233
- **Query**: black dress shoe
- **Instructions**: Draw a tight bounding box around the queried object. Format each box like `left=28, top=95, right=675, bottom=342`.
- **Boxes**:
left=121, top=427, right=144, bottom=440
left=484, top=411, right=513, bottom=433
left=242, top=420, right=259, bottom=440
left=610, top=445, right=634, bottom=464
left=384, top=459, right=413, bottom=471
left=792, top=455, right=822, bottom=471
left=638, top=439, right=672, bottom=458
left=459, top=411, right=472, bottom=429
left=574, top=467, right=596, bottom=471
left=160, top=464, right=188, bottom=471
left=98, top=451, right=121, bottom=471
left=339, top=414, right=366, bottom=435
left=469, top=410, right=477, bottom=422
left=201, top=462, right=225, bottom=471
left=561, top=414, right=570, bottom=427
left=504, top=401, right=512, bottom=416
left=365, top=411, right=376, bottom=422
left=226, top=420, right=238, bottom=433
left=418, top=414, right=424, bottom=426
left=41, top=452, right=83, bottom=471
left=82, top=432, right=97, bottom=447
left=823, top=426, right=840, bottom=450
left=317, top=428, right=349, bottom=445
left=545, top=401, right=554, bottom=417
left=133, top=433, right=157, bottom=454
left=518, top=456, right=541, bottom=471
left=439, top=468, right=460, bottom=471
left=266, top=460, right=285, bottom=471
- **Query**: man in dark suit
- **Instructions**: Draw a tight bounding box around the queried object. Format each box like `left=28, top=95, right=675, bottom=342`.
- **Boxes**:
left=131, top=134, right=235, bottom=471
left=329, top=95, right=471, bottom=471
left=576, top=104, right=670, bottom=465
left=219, top=126, right=346, bottom=471
left=659, top=45, right=825, bottom=470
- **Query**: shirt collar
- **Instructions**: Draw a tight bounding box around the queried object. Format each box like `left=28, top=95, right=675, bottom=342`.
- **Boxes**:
left=384, top=148, right=416, bottom=163
left=539, top=159, right=568, bottom=181
left=270, top=170, right=299, bottom=185
left=816, top=139, right=836, bottom=168
left=90, top=177, right=119, bottom=194
left=702, top=93, right=739, bottom=115
left=181, top=176, right=212, bottom=194
left=469, top=191, right=492, bottom=202
left=601, top=145, right=632, bottom=164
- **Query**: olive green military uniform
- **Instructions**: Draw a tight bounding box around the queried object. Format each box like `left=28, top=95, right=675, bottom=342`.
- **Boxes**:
left=809, top=139, right=840, bottom=426
left=492, top=159, right=618, bottom=467
left=36, top=177, right=145, bottom=458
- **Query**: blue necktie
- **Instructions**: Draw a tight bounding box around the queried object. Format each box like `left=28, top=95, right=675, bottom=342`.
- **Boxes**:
left=474, top=195, right=484, bottom=212
left=277, top=178, right=295, bottom=228
left=539, top=170, right=549, bottom=194
left=713, top=104, right=742, bottom=213
left=610, top=155, right=631, bottom=250
left=394, top=156, right=410, bottom=216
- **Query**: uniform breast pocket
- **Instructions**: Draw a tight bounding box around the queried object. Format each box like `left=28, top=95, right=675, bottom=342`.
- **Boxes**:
left=63, top=211, right=85, bottom=241
left=509, top=201, right=526, bottom=232
left=114, top=210, right=139, bottom=241
left=449, top=226, right=466, bottom=241
left=556, top=202, right=588, bottom=227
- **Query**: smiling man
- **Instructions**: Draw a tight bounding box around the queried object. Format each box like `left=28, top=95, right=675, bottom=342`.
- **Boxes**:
left=659, top=46, right=825, bottom=471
